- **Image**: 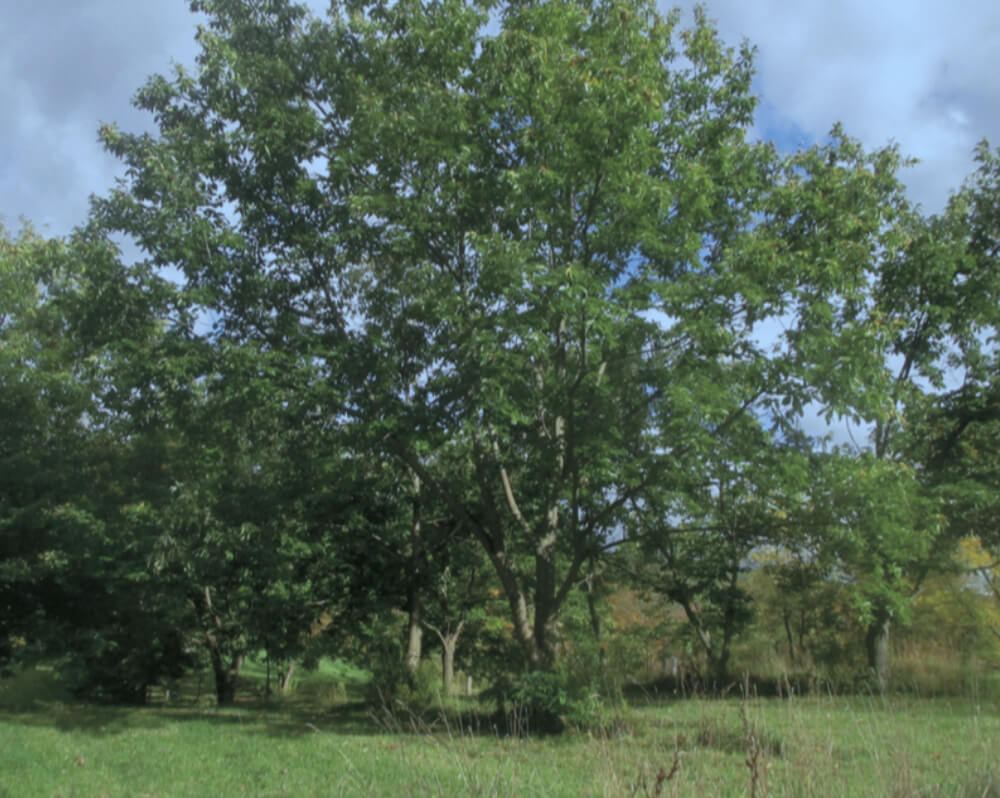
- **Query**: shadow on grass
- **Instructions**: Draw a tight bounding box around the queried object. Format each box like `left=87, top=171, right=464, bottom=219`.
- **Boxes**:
left=0, top=667, right=500, bottom=739
left=0, top=665, right=395, bottom=737
left=0, top=698, right=392, bottom=738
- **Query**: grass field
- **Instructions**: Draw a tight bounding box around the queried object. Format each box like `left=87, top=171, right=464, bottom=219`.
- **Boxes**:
left=1, top=663, right=998, bottom=797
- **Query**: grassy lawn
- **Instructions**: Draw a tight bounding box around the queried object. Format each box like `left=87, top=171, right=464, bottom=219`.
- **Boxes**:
left=1, top=666, right=998, bottom=797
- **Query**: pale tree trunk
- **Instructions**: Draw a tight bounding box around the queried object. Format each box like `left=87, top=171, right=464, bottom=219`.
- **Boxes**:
left=405, top=472, right=423, bottom=675
left=866, top=610, right=892, bottom=693
left=428, top=619, right=465, bottom=696
left=405, top=589, right=423, bottom=674
left=441, top=636, right=457, bottom=696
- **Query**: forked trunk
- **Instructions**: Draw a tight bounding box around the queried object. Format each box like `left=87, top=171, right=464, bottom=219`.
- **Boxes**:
left=428, top=619, right=465, bottom=696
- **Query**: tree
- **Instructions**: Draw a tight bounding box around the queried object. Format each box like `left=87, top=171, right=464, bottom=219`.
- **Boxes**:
left=826, top=140, right=1000, bottom=689
left=421, top=529, right=496, bottom=695
left=628, top=418, right=815, bottom=684
left=912, top=371, right=1000, bottom=656
left=0, top=225, right=202, bottom=701
left=0, top=225, right=89, bottom=667
left=745, top=548, right=853, bottom=674
left=93, top=0, right=914, bottom=674
left=120, top=336, right=381, bottom=705
left=814, top=452, right=940, bottom=691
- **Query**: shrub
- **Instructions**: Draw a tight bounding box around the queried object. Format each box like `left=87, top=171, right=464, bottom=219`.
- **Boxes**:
left=483, top=669, right=630, bottom=736
left=486, top=670, right=568, bottom=735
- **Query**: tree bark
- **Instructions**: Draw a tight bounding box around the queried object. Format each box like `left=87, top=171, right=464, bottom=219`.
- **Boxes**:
left=210, top=650, right=243, bottom=705
left=866, top=611, right=891, bottom=693
left=441, top=636, right=456, bottom=696
left=783, top=613, right=797, bottom=665
left=533, top=537, right=560, bottom=670
left=198, top=586, right=244, bottom=705
left=584, top=571, right=607, bottom=673
left=405, top=472, right=423, bottom=675
left=405, top=584, right=423, bottom=674
left=428, top=619, right=465, bottom=696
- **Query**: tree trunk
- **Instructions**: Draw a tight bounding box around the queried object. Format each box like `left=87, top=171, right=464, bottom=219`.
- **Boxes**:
left=210, top=650, right=243, bottom=706
left=441, top=634, right=457, bottom=696
left=482, top=545, right=539, bottom=666
left=531, top=503, right=563, bottom=671
left=709, top=649, right=731, bottom=687
left=405, top=472, right=423, bottom=674
left=278, top=661, right=295, bottom=693
left=428, top=619, right=465, bottom=696
left=783, top=613, right=797, bottom=666
left=677, top=594, right=717, bottom=681
left=585, top=572, right=607, bottom=673
left=405, top=584, right=423, bottom=674
left=198, top=586, right=243, bottom=705
left=866, top=612, right=891, bottom=693
left=533, top=561, right=559, bottom=671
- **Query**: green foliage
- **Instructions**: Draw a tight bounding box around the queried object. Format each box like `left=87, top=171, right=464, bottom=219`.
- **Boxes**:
left=89, top=0, right=924, bottom=674
left=815, top=454, right=938, bottom=628
left=487, top=669, right=572, bottom=735
left=742, top=554, right=857, bottom=676
left=3, top=0, right=999, bottom=716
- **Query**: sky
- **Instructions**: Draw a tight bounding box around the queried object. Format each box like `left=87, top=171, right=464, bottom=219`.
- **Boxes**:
left=3, top=0, right=998, bottom=237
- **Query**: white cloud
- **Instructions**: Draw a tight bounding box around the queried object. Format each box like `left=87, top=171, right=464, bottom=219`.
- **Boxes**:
left=0, top=0, right=203, bottom=234
left=697, top=0, right=1000, bottom=211
left=2, top=0, right=997, bottom=235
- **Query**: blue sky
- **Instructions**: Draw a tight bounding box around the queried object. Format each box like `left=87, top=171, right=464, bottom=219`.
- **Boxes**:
left=2, top=0, right=997, bottom=235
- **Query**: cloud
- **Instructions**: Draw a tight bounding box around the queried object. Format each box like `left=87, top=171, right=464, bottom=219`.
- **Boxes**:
left=700, top=0, right=1000, bottom=211
left=2, top=0, right=997, bottom=236
left=1, top=0, right=202, bottom=234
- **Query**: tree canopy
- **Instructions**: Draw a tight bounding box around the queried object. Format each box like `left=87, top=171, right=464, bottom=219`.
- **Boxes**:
left=2, top=0, right=997, bottom=703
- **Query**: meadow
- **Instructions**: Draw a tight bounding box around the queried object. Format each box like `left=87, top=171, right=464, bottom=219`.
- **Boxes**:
left=1, top=663, right=997, bottom=798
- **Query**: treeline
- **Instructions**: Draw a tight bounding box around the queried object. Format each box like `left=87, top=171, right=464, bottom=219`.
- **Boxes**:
left=2, top=0, right=999, bottom=717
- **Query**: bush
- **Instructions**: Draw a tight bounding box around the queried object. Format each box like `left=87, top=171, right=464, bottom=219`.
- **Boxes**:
left=485, top=670, right=568, bottom=735
left=365, top=654, right=442, bottom=714
left=59, top=625, right=195, bottom=705
left=484, top=669, right=629, bottom=736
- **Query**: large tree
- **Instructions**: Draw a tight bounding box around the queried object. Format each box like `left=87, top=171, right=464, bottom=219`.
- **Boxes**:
left=94, top=0, right=910, bottom=670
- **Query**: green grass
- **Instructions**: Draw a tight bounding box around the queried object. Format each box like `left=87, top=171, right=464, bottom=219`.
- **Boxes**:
left=1, top=665, right=998, bottom=797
